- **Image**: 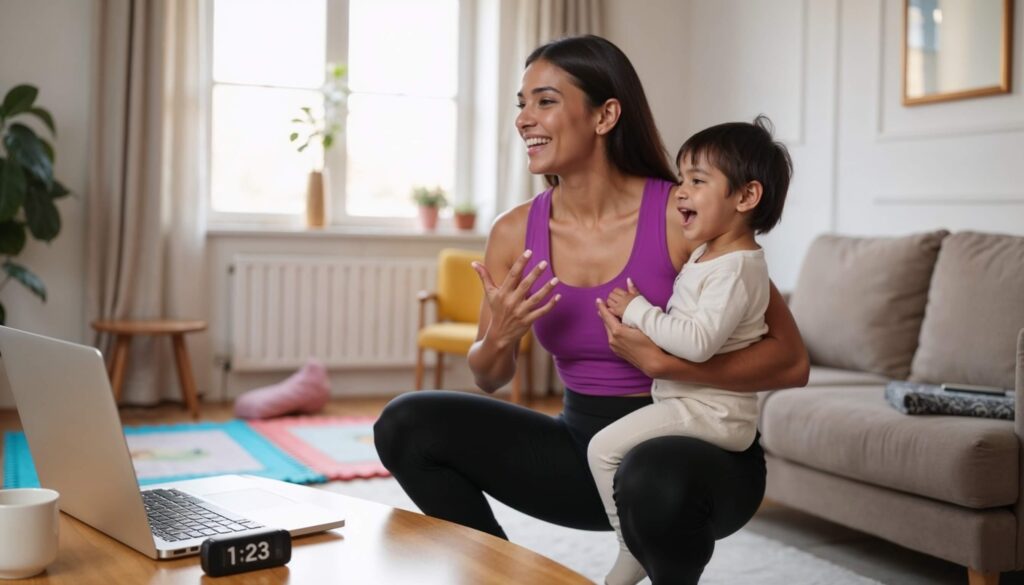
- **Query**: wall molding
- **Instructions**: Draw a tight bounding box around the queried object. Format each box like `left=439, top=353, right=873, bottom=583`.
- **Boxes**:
left=829, top=0, right=843, bottom=232
left=874, top=196, right=1024, bottom=206
left=873, top=0, right=887, bottom=140
left=687, top=0, right=809, bottom=147
left=779, top=0, right=809, bottom=146
left=876, top=120, right=1024, bottom=142
left=793, top=0, right=809, bottom=147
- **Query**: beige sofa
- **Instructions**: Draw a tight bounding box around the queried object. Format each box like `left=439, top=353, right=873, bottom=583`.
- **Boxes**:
left=759, top=230, right=1024, bottom=585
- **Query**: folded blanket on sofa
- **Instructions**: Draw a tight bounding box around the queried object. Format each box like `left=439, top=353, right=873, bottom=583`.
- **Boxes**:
left=885, top=381, right=1015, bottom=420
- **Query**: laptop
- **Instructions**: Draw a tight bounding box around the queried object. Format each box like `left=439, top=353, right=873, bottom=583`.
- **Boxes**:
left=0, top=325, right=345, bottom=559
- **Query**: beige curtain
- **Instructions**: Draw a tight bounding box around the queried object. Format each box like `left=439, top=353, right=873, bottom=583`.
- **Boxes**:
left=86, top=0, right=208, bottom=405
left=496, top=0, right=602, bottom=213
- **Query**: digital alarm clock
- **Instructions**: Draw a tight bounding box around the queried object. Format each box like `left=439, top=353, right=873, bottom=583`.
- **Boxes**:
left=200, top=528, right=292, bottom=577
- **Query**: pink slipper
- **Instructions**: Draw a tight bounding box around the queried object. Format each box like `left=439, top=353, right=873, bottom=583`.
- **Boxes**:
left=234, top=359, right=331, bottom=419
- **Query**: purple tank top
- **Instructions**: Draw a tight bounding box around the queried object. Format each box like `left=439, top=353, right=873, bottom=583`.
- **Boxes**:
left=524, top=178, right=678, bottom=396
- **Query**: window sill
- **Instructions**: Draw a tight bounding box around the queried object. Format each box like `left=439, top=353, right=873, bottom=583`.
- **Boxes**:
left=206, top=223, right=487, bottom=242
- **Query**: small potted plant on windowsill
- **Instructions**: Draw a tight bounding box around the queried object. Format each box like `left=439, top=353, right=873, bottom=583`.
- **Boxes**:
left=411, top=186, right=447, bottom=231
left=453, top=201, right=477, bottom=231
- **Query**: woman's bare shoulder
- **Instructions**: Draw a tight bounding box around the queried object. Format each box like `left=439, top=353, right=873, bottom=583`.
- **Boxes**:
left=485, top=200, right=533, bottom=267
left=490, top=200, right=532, bottom=239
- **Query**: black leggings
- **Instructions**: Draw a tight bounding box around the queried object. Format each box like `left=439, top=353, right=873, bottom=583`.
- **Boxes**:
left=373, top=389, right=766, bottom=584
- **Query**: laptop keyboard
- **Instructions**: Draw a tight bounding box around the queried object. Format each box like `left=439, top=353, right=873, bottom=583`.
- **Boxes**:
left=143, top=488, right=263, bottom=542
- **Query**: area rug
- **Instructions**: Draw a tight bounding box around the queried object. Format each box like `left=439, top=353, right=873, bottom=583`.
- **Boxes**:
left=324, top=477, right=885, bottom=585
left=2, top=420, right=324, bottom=488
left=249, top=416, right=389, bottom=480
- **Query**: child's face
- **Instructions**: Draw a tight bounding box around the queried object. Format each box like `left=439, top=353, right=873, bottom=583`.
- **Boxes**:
left=674, top=153, right=742, bottom=243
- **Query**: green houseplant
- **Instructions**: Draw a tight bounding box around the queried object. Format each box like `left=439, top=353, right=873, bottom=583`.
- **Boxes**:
left=289, top=63, right=349, bottom=228
left=0, top=85, right=67, bottom=325
left=411, top=186, right=447, bottom=231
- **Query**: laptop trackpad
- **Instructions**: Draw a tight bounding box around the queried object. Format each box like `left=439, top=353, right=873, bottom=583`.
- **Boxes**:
left=202, top=487, right=338, bottom=532
left=204, top=488, right=295, bottom=512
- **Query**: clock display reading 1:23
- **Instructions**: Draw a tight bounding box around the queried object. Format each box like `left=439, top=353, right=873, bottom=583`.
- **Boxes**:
left=200, top=528, right=292, bottom=577
left=227, top=540, right=271, bottom=565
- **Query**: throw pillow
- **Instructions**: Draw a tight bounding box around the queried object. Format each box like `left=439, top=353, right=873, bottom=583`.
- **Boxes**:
left=789, top=230, right=949, bottom=378
left=234, top=359, right=331, bottom=419
left=910, top=231, right=1024, bottom=390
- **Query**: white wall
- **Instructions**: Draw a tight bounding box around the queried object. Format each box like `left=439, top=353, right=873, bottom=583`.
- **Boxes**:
left=605, top=0, right=1024, bottom=290
left=0, top=0, right=94, bottom=407
left=603, top=0, right=690, bottom=149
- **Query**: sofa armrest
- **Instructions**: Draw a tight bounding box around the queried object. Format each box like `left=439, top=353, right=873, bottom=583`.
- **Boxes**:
left=1016, top=328, right=1024, bottom=569
left=1017, top=328, right=1024, bottom=439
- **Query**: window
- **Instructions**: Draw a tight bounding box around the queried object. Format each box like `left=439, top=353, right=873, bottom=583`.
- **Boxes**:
left=208, top=0, right=464, bottom=224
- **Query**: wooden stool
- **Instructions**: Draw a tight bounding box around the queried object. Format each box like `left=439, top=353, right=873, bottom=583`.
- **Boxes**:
left=91, top=319, right=207, bottom=419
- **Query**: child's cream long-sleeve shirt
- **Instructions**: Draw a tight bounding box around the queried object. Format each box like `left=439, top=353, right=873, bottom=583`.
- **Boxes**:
left=621, top=243, right=770, bottom=446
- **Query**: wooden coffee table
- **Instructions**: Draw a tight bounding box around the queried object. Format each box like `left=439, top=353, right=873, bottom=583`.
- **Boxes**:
left=18, top=492, right=590, bottom=584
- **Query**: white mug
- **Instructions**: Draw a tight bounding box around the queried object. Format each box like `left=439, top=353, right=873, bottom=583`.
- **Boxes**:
left=0, top=488, right=60, bottom=579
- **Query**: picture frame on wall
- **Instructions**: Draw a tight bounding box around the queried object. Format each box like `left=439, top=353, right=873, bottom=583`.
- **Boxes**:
left=902, top=0, right=1014, bottom=106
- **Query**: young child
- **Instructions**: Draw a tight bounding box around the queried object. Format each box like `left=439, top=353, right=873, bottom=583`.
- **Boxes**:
left=589, top=115, right=792, bottom=585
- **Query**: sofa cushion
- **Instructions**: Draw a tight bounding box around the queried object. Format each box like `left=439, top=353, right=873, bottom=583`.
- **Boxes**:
left=789, top=231, right=948, bottom=379
left=760, top=385, right=1018, bottom=509
left=910, top=231, right=1024, bottom=390
left=807, top=366, right=889, bottom=387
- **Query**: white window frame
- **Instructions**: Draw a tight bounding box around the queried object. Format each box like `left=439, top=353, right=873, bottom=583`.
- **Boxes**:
left=203, top=0, right=476, bottom=228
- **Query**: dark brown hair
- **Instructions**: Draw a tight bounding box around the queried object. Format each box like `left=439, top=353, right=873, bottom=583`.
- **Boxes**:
left=676, top=115, right=793, bottom=234
left=526, top=35, right=676, bottom=186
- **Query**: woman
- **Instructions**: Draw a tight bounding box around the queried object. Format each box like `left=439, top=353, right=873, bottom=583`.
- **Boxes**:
left=374, top=35, right=808, bottom=585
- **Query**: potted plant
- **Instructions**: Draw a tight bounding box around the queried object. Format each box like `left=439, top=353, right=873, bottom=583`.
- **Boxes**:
left=290, top=63, right=349, bottom=228
left=411, top=186, right=447, bottom=231
left=453, top=201, right=477, bottom=231
left=0, top=84, right=68, bottom=325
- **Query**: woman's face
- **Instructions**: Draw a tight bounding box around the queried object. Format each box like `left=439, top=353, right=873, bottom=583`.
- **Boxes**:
left=515, top=59, right=602, bottom=176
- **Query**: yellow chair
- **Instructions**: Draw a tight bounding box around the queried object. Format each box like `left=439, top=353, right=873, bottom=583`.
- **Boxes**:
left=416, top=248, right=534, bottom=404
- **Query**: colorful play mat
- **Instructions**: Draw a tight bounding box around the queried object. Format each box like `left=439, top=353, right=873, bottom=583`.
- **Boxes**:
left=2, top=420, right=330, bottom=489
left=249, top=416, right=389, bottom=481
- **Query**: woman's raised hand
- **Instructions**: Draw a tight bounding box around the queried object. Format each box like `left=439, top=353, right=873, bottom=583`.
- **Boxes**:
left=472, top=250, right=561, bottom=349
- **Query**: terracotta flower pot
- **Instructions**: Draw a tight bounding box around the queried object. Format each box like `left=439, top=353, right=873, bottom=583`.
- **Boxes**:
left=454, top=212, right=476, bottom=231
left=418, top=206, right=440, bottom=231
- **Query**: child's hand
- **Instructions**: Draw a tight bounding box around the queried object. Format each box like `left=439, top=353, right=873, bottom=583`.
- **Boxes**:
left=605, top=278, right=641, bottom=318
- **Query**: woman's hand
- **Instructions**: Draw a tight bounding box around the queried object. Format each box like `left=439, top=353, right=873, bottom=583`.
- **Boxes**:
left=596, top=298, right=668, bottom=378
left=472, top=250, right=561, bottom=350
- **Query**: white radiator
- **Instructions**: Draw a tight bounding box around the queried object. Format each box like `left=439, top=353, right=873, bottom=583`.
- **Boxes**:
left=230, top=255, right=436, bottom=371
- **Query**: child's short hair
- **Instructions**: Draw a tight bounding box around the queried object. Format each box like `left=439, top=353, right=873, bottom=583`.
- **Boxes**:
left=676, top=115, right=792, bottom=234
